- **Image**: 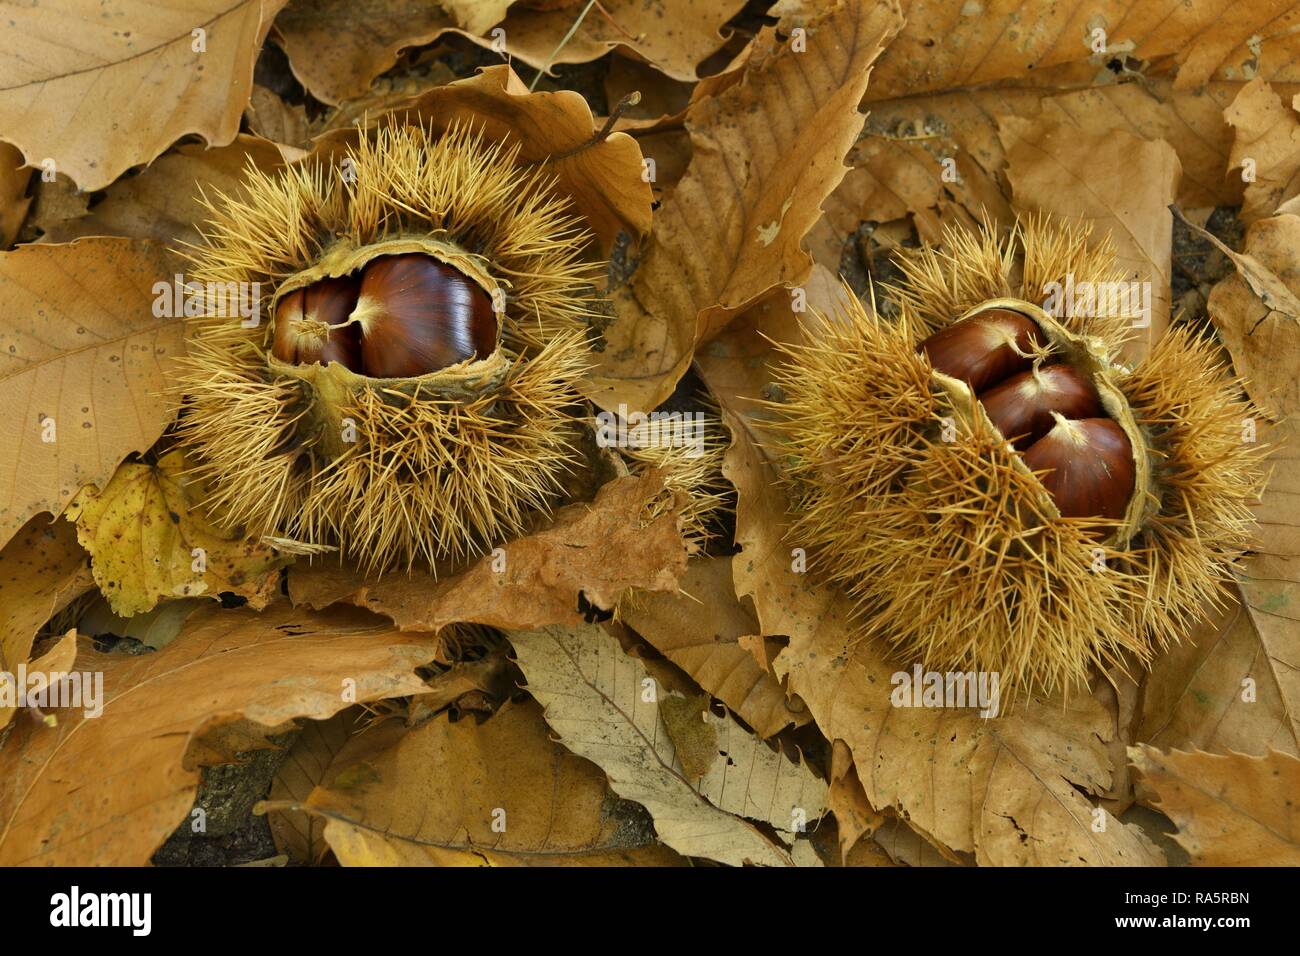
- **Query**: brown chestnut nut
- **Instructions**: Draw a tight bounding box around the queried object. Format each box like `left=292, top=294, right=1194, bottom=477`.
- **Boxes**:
left=920, top=308, right=1048, bottom=393
left=352, top=253, right=498, bottom=378
left=271, top=276, right=362, bottom=369
left=977, top=362, right=1103, bottom=450
left=1021, top=415, right=1135, bottom=521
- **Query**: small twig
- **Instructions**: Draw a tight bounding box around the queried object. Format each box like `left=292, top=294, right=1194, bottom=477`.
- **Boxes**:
left=532, top=91, right=643, bottom=165
left=529, top=0, right=598, bottom=91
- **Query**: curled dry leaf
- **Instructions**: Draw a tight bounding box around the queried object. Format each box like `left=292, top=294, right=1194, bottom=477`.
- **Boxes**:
left=1224, top=78, right=1300, bottom=222
left=501, top=0, right=747, bottom=83
left=511, top=621, right=826, bottom=866
left=827, top=739, right=885, bottom=863
left=1202, top=212, right=1300, bottom=419
left=866, top=0, right=1297, bottom=100
left=283, top=699, right=682, bottom=866
left=619, top=555, right=810, bottom=739
left=0, top=0, right=288, bottom=191
left=0, top=143, right=32, bottom=249
left=289, top=470, right=690, bottom=631
left=244, top=86, right=315, bottom=148
left=0, top=239, right=187, bottom=549
left=0, top=601, right=441, bottom=865
left=273, top=0, right=460, bottom=105
left=585, top=0, right=904, bottom=412
left=0, top=515, right=92, bottom=731
left=64, top=450, right=286, bottom=617
left=40, top=135, right=291, bottom=246
left=848, top=0, right=1285, bottom=233
left=375, top=64, right=652, bottom=249
left=265, top=708, right=362, bottom=865
left=1000, top=116, right=1181, bottom=362
left=1131, top=745, right=1300, bottom=865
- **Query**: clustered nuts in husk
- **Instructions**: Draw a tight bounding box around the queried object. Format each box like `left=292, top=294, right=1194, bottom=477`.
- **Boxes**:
left=768, top=216, right=1269, bottom=697
left=173, top=123, right=598, bottom=573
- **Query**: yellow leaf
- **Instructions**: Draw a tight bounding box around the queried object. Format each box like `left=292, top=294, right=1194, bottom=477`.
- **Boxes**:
left=66, top=450, right=285, bottom=616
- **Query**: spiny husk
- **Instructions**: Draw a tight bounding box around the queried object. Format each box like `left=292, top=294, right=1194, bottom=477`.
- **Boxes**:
left=769, top=216, right=1269, bottom=699
left=620, top=410, right=732, bottom=551
left=173, top=123, right=599, bottom=573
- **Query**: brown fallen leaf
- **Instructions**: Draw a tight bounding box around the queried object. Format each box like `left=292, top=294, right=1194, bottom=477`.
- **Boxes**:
left=0, top=239, right=186, bottom=549
left=805, top=138, right=945, bottom=268
left=0, top=0, right=288, bottom=191
left=75, top=597, right=205, bottom=652
left=872, top=818, right=961, bottom=868
left=438, top=0, right=514, bottom=36
left=40, top=136, right=291, bottom=246
left=501, top=0, right=747, bottom=83
left=0, top=515, right=92, bottom=731
left=1000, top=116, right=1181, bottom=361
left=866, top=0, right=1297, bottom=101
left=289, top=470, right=690, bottom=631
left=265, top=708, right=362, bottom=865
left=282, top=699, right=683, bottom=866
left=1128, top=432, right=1297, bottom=768
left=0, top=143, right=32, bottom=249
left=828, top=739, right=885, bottom=863
left=511, top=621, right=828, bottom=866
left=244, top=86, right=315, bottom=148
left=1131, top=746, right=1300, bottom=865
left=65, top=450, right=286, bottom=617
left=1225, top=78, right=1300, bottom=222
left=1136, top=587, right=1299, bottom=759
left=380, top=65, right=653, bottom=249
left=585, top=0, right=904, bottom=413
left=1202, top=212, right=1300, bottom=419
left=618, top=555, right=810, bottom=738
left=273, top=0, right=460, bottom=105
left=0, top=601, right=441, bottom=865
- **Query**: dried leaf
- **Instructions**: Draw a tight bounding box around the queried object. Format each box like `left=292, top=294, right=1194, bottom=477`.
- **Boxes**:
left=76, top=596, right=205, bottom=652
left=40, top=136, right=290, bottom=246
left=619, top=556, right=810, bottom=738
left=0, top=143, right=32, bottom=249
left=585, top=0, right=904, bottom=412
left=65, top=450, right=286, bottom=616
left=438, top=0, right=514, bottom=35
left=289, top=470, right=689, bottom=632
left=244, top=86, right=314, bottom=148
left=292, top=699, right=682, bottom=866
left=1134, top=431, right=1300, bottom=761
left=1225, top=78, right=1300, bottom=222
left=1000, top=116, right=1181, bottom=361
left=0, top=601, right=440, bottom=865
left=0, top=0, right=288, bottom=190
left=1202, top=212, right=1300, bottom=419
left=1131, top=746, right=1300, bottom=865
left=0, top=239, right=186, bottom=549
left=266, top=708, right=362, bottom=864
left=511, top=621, right=811, bottom=866
left=387, top=65, right=653, bottom=249
left=274, top=0, right=459, bottom=105
left=0, top=515, right=92, bottom=732
left=502, top=0, right=747, bottom=82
